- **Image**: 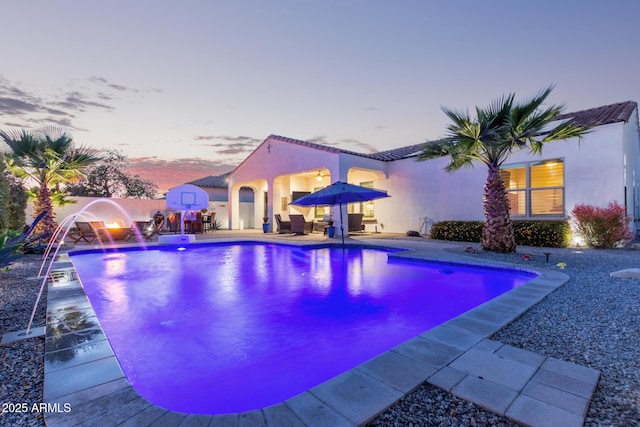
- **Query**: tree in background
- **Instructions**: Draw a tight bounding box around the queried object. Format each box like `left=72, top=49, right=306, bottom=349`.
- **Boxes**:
left=66, top=149, right=158, bottom=199
left=3, top=170, right=28, bottom=230
left=0, top=127, right=100, bottom=240
left=121, top=173, right=158, bottom=198
left=0, top=134, right=27, bottom=232
left=419, top=87, right=591, bottom=253
left=0, top=159, right=9, bottom=230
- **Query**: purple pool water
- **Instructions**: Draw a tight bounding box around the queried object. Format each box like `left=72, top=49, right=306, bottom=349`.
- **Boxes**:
left=70, top=243, right=535, bottom=415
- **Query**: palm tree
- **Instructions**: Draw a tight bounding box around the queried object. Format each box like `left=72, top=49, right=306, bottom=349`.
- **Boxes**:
left=0, top=127, right=100, bottom=240
left=419, top=87, right=591, bottom=253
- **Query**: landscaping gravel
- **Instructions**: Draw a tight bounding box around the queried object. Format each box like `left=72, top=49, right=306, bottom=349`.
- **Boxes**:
left=370, top=244, right=640, bottom=427
left=0, top=255, right=47, bottom=427
left=1, top=245, right=639, bottom=426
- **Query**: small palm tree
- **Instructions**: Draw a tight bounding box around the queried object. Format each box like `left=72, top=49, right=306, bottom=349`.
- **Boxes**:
left=1, top=127, right=100, bottom=240
left=419, top=87, right=591, bottom=252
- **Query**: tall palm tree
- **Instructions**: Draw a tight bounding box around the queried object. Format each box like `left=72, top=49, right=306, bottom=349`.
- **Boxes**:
left=419, top=87, right=591, bottom=253
left=0, top=127, right=100, bottom=240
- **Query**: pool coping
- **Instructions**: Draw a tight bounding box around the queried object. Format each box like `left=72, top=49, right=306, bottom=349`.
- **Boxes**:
left=42, top=238, right=598, bottom=427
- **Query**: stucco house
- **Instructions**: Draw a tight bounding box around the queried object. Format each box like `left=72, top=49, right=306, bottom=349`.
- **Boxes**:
left=227, top=100, right=640, bottom=238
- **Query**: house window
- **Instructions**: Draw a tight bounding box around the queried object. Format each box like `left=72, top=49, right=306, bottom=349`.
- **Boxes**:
left=360, top=181, right=375, bottom=218
left=314, top=187, right=328, bottom=219
left=346, top=181, right=376, bottom=217
left=500, top=159, right=564, bottom=217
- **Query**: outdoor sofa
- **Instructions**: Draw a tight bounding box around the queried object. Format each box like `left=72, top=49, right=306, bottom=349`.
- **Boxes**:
left=289, top=214, right=313, bottom=235
left=275, top=214, right=292, bottom=233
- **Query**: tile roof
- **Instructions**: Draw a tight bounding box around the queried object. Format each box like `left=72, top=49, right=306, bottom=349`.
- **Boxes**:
left=267, top=135, right=345, bottom=155
left=268, top=101, right=637, bottom=163
left=186, top=172, right=255, bottom=190
left=368, top=142, right=432, bottom=161
left=555, top=100, right=637, bottom=127
left=220, top=100, right=640, bottom=181
left=186, top=172, right=232, bottom=188
left=267, top=134, right=422, bottom=162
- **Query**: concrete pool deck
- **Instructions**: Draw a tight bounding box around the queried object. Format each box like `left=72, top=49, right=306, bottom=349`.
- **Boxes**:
left=42, top=232, right=599, bottom=426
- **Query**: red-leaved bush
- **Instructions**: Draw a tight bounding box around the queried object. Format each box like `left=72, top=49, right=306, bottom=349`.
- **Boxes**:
left=571, top=201, right=633, bottom=248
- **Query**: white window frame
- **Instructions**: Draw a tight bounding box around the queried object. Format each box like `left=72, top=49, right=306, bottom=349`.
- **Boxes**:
left=501, top=158, right=565, bottom=218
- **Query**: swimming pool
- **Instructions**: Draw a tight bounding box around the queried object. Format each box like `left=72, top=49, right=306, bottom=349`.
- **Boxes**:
left=69, top=242, right=536, bottom=415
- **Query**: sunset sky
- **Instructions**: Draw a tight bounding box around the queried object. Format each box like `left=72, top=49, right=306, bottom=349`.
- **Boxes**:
left=1, top=1, right=639, bottom=194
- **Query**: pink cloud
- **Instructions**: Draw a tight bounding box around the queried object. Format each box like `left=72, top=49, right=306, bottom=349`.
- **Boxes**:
left=128, top=156, right=237, bottom=195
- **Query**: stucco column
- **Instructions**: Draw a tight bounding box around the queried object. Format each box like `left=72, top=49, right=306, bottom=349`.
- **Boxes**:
left=265, top=179, right=273, bottom=233
left=255, top=179, right=272, bottom=232
left=229, top=184, right=241, bottom=230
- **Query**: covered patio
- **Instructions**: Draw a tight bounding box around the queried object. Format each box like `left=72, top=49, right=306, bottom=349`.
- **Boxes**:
left=228, top=135, right=389, bottom=237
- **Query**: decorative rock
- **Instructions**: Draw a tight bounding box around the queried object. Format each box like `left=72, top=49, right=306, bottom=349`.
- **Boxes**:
left=610, top=268, right=640, bottom=279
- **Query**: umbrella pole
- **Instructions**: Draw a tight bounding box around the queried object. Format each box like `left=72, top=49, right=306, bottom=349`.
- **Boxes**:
left=339, top=202, right=345, bottom=248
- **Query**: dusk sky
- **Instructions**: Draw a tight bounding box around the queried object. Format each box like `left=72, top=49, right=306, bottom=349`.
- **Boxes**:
left=1, top=1, right=639, bottom=194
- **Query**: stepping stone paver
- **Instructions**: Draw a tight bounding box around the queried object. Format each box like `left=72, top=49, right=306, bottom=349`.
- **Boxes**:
left=285, top=393, right=353, bottom=427
left=392, top=336, right=463, bottom=369
left=472, top=338, right=503, bottom=353
left=427, top=339, right=600, bottom=427
left=522, top=381, right=591, bottom=416
left=506, top=394, right=584, bottom=427
left=449, top=348, right=538, bottom=391
left=426, top=366, right=467, bottom=391
left=451, top=375, right=519, bottom=414
left=541, top=357, right=601, bottom=388
left=532, top=369, right=599, bottom=399
left=262, top=404, right=307, bottom=427
left=356, top=349, right=437, bottom=393
left=495, top=343, right=547, bottom=367
left=309, top=370, right=403, bottom=425
left=238, top=410, right=267, bottom=427
left=419, top=324, right=484, bottom=351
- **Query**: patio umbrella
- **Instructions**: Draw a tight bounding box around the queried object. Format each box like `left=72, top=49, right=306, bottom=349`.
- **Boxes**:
left=290, top=181, right=390, bottom=246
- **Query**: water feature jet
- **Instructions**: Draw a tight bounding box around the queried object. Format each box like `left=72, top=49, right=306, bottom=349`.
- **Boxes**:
left=2, top=198, right=144, bottom=344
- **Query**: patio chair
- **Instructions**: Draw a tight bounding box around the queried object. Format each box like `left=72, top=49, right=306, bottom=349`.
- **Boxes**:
left=147, top=218, right=164, bottom=239
left=90, top=220, right=108, bottom=239
left=127, top=221, right=162, bottom=241
left=90, top=221, right=106, bottom=229
left=275, top=214, right=292, bottom=233
left=348, top=213, right=365, bottom=233
left=290, top=214, right=313, bottom=235
left=183, top=212, right=199, bottom=233
left=202, top=213, right=215, bottom=233
left=167, top=212, right=181, bottom=233
left=190, top=212, right=203, bottom=233
left=70, top=221, right=101, bottom=244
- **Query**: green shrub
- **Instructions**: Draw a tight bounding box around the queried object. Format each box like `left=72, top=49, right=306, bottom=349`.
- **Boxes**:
left=429, top=221, right=484, bottom=242
left=429, top=220, right=570, bottom=247
left=512, top=220, right=570, bottom=248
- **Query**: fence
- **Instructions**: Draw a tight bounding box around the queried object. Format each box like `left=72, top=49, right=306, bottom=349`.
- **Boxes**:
left=26, top=197, right=256, bottom=230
